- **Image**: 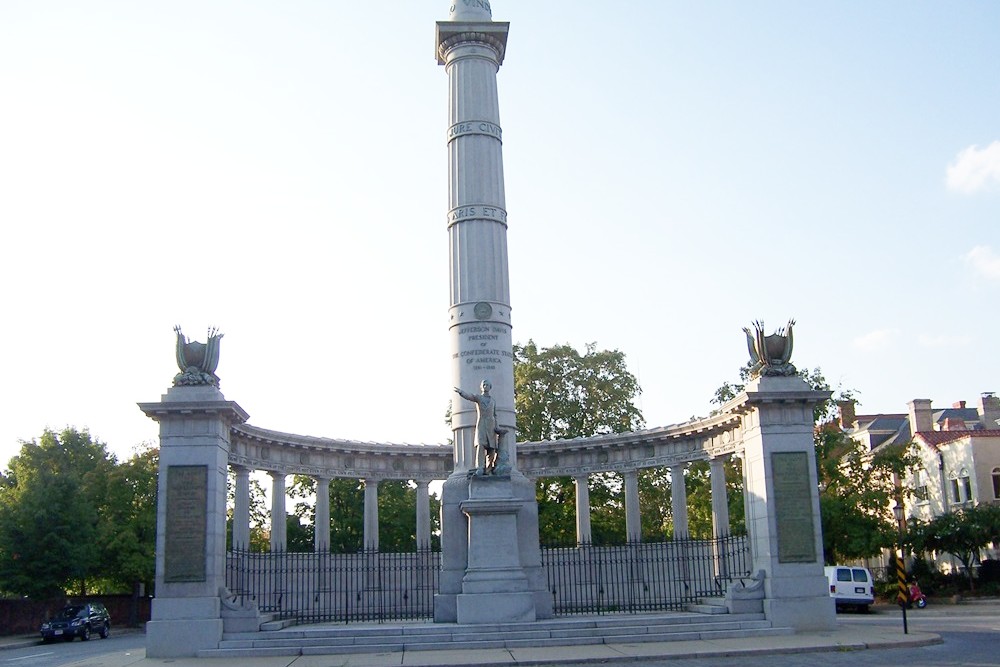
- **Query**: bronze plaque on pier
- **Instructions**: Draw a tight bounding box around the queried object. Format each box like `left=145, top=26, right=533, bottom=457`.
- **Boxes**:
left=164, top=465, right=207, bottom=582
left=771, top=452, right=817, bottom=563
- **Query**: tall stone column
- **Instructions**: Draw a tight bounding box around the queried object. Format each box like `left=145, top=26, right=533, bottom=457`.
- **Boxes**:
left=710, top=457, right=730, bottom=537
left=670, top=463, right=689, bottom=538
left=232, top=465, right=251, bottom=550
left=269, top=472, right=287, bottom=552
left=623, top=469, right=641, bottom=542
left=314, top=477, right=330, bottom=552
left=435, top=1, right=550, bottom=624
left=363, top=478, right=379, bottom=552
left=415, top=480, right=431, bottom=551
left=139, top=384, right=248, bottom=658
left=574, top=474, right=592, bottom=545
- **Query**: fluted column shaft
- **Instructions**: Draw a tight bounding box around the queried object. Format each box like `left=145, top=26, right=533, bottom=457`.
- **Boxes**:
left=415, top=480, right=431, bottom=550
left=670, top=463, right=689, bottom=538
left=710, top=457, right=731, bottom=538
left=269, top=472, right=287, bottom=552
left=442, top=23, right=515, bottom=473
left=364, top=478, right=379, bottom=552
left=314, top=477, right=330, bottom=552
left=232, top=465, right=251, bottom=550
left=623, top=469, right=641, bottom=542
left=574, top=474, right=592, bottom=544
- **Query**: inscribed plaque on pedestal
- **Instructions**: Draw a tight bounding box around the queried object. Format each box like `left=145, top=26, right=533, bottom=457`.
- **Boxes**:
left=771, top=452, right=817, bottom=563
left=164, top=465, right=208, bottom=582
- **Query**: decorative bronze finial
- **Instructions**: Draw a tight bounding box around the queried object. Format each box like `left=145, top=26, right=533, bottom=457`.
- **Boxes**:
left=172, top=325, right=224, bottom=387
left=743, top=319, right=797, bottom=378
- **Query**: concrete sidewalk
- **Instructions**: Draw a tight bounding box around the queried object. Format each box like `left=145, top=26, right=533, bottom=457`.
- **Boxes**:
left=40, top=623, right=937, bottom=667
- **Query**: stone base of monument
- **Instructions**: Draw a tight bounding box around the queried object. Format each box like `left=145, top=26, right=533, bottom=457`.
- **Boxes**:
left=146, top=597, right=223, bottom=658
left=435, top=473, right=548, bottom=624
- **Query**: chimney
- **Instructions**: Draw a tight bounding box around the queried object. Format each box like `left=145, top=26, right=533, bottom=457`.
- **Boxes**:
left=837, top=400, right=857, bottom=430
left=908, top=399, right=933, bottom=434
left=952, top=400, right=967, bottom=409
left=978, top=392, right=1000, bottom=429
left=942, top=417, right=966, bottom=431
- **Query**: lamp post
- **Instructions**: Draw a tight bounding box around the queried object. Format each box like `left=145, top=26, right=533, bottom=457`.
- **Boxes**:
left=893, top=502, right=908, bottom=634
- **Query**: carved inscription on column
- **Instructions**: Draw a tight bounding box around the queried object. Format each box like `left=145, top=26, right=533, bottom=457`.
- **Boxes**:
left=770, top=452, right=816, bottom=563
left=453, top=323, right=512, bottom=373
left=164, top=465, right=208, bottom=582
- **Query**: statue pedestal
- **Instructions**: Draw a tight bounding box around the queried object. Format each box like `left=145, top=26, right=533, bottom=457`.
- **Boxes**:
left=455, top=477, right=535, bottom=623
left=139, top=385, right=248, bottom=658
left=738, top=375, right=836, bottom=631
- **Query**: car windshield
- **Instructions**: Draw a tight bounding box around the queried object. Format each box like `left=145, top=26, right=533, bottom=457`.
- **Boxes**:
left=59, top=606, right=85, bottom=619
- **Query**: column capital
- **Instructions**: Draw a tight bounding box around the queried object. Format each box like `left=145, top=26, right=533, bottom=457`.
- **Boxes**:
left=436, top=21, right=509, bottom=66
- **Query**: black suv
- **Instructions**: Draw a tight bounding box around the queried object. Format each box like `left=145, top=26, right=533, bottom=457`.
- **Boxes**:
left=40, top=603, right=110, bottom=642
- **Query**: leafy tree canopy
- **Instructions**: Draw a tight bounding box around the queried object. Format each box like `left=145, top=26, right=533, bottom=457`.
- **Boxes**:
left=514, top=341, right=644, bottom=545
left=0, top=428, right=117, bottom=597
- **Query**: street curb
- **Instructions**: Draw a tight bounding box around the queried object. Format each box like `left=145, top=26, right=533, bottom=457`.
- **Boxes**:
left=0, top=637, right=40, bottom=651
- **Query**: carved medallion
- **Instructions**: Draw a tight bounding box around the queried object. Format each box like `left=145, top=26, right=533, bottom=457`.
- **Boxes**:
left=474, top=302, right=492, bottom=320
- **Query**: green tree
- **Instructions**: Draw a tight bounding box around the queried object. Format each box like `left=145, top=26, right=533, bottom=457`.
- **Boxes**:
left=513, top=341, right=644, bottom=545
left=99, top=445, right=158, bottom=593
left=0, top=428, right=116, bottom=597
left=909, top=504, right=1000, bottom=591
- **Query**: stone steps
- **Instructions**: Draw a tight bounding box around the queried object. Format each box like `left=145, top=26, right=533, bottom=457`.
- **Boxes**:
left=199, top=612, right=790, bottom=658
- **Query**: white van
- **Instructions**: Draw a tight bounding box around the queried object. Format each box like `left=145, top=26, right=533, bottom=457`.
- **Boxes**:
left=824, top=565, right=875, bottom=612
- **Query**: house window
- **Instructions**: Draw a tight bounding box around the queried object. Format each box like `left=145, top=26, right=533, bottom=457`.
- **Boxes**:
left=993, top=468, right=1000, bottom=499
left=950, top=468, right=973, bottom=504
left=914, top=469, right=929, bottom=502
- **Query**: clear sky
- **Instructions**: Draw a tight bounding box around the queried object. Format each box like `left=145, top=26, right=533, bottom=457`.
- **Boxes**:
left=2, top=1, right=999, bottom=470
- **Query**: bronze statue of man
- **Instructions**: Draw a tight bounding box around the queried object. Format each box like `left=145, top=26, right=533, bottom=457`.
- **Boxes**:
left=454, top=379, right=506, bottom=475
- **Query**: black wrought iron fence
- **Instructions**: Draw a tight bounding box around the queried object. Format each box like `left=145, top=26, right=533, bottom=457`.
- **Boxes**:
left=540, top=535, right=750, bottom=615
left=227, top=535, right=748, bottom=624
left=226, top=549, right=440, bottom=624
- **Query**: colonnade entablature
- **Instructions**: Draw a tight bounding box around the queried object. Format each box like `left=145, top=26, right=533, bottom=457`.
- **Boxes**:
left=226, top=410, right=755, bottom=482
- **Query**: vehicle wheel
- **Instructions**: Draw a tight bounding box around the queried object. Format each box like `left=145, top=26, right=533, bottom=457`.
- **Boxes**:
left=81, top=626, right=91, bottom=641
left=917, top=598, right=927, bottom=608
left=100, top=623, right=110, bottom=639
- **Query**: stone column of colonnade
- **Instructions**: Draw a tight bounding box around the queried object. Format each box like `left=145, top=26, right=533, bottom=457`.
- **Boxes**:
left=363, top=478, right=379, bottom=552
left=269, top=472, right=287, bottom=552
left=315, top=477, right=331, bottom=551
left=623, top=470, right=641, bottom=542
left=416, top=481, right=432, bottom=550
left=573, top=475, right=592, bottom=544
left=710, top=457, right=731, bottom=537
left=670, top=463, right=690, bottom=538
left=232, top=465, right=251, bottom=549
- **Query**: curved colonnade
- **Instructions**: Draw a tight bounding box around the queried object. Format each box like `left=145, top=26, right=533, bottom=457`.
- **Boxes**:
left=228, top=400, right=752, bottom=552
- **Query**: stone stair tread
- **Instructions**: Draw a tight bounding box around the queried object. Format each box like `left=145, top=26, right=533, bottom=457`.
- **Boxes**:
left=686, top=603, right=729, bottom=614
left=203, top=612, right=791, bottom=659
